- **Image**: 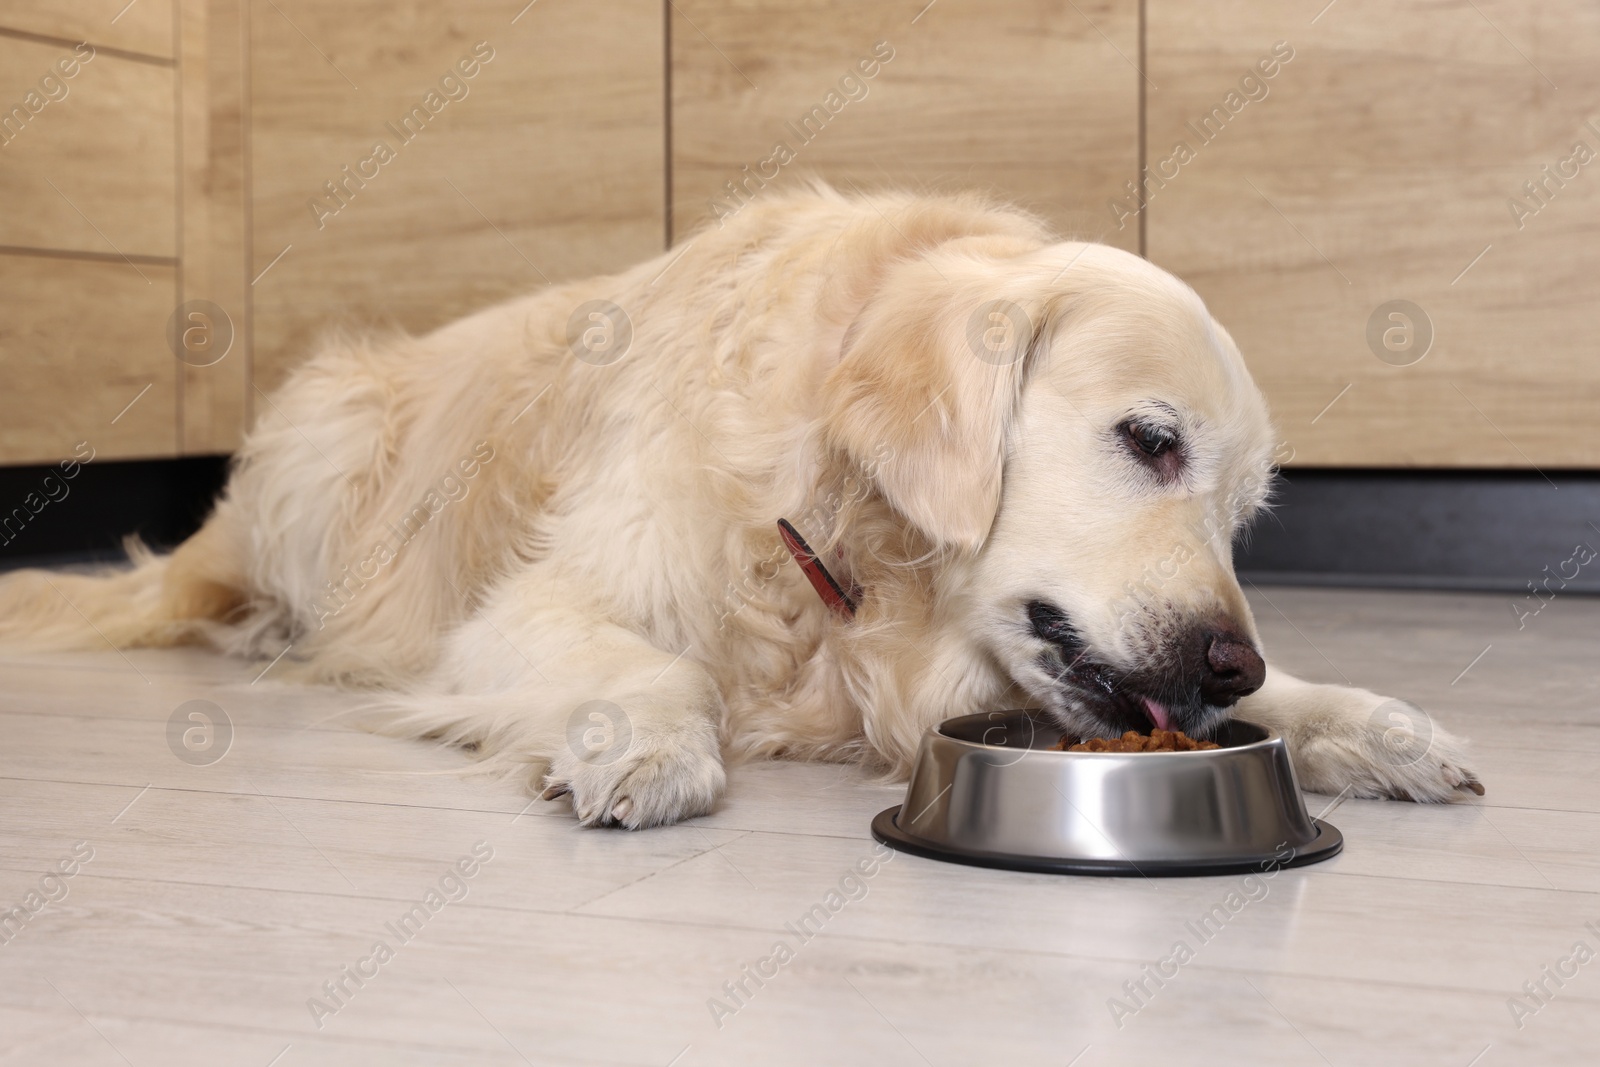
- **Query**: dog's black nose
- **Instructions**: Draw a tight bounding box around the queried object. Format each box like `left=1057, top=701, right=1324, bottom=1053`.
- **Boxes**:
left=1200, top=631, right=1265, bottom=706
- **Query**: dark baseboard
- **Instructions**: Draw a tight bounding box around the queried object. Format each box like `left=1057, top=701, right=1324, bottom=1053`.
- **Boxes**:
left=1, top=459, right=1595, bottom=595
left=1236, top=469, right=1600, bottom=594
left=0, top=455, right=230, bottom=572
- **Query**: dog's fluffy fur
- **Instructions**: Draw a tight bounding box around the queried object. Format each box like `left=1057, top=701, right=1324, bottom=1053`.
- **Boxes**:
left=0, top=185, right=1481, bottom=826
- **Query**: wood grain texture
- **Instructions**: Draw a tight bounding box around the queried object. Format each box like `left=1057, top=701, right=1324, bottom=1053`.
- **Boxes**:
left=669, top=0, right=1140, bottom=250
left=0, top=254, right=177, bottom=463
left=175, top=0, right=249, bottom=455
left=247, top=0, right=666, bottom=395
left=1145, top=0, right=1600, bottom=467
left=0, top=587, right=1597, bottom=1064
left=0, top=0, right=174, bottom=59
left=0, top=36, right=176, bottom=259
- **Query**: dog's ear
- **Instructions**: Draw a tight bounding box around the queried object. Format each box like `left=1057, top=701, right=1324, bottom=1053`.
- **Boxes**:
left=822, top=242, right=1050, bottom=553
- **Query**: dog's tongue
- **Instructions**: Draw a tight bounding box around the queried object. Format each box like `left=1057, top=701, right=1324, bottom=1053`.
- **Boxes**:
left=1141, top=697, right=1173, bottom=731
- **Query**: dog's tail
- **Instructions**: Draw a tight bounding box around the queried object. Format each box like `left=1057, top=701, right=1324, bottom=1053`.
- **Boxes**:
left=0, top=517, right=246, bottom=652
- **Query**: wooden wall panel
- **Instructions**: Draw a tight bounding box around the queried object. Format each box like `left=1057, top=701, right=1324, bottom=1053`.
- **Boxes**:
left=1, top=0, right=174, bottom=59
left=1146, top=0, right=1600, bottom=467
left=670, top=0, right=1140, bottom=250
left=0, top=256, right=177, bottom=463
left=248, top=0, right=666, bottom=394
left=176, top=0, right=249, bottom=454
left=0, top=37, right=176, bottom=259
left=3, top=0, right=1592, bottom=475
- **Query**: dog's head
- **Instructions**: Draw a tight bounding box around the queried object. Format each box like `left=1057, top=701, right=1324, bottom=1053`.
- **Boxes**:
left=823, top=235, right=1277, bottom=741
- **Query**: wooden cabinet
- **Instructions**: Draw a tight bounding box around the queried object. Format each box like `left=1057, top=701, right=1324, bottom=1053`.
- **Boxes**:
left=0, top=35, right=174, bottom=257
left=5, top=0, right=174, bottom=58
left=669, top=0, right=1140, bottom=251
left=175, top=0, right=250, bottom=454
left=248, top=0, right=666, bottom=394
left=0, top=0, right=247, bottom=462
left=0, top=0, right=665, bottom=462
left=2, top=1, right=1595, bottom=471
left=0, top=257, right=178, bottom=463
left=0, top=18, right=180, bottom=465
left=1144, top=0, right=1600, bottom=467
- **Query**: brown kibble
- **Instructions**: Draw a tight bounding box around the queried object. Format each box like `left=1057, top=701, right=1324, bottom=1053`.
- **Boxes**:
left=1054, top=728, right=1221, bottom=753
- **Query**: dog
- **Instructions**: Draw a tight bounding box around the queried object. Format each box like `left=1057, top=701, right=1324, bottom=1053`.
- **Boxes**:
left=0, top=184, right=1482, bottom=827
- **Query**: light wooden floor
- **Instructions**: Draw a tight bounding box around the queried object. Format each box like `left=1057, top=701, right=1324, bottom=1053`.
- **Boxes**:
left=2, top=586, right=1597, bottom=1065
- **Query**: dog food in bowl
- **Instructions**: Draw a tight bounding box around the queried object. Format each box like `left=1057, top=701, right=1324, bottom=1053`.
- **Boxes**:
left=1052, top=728, right=1219, bottom=753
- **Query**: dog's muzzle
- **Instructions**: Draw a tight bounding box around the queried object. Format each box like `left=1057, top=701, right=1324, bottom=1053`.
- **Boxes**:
left=1026, top=599, right=1264, bottom=734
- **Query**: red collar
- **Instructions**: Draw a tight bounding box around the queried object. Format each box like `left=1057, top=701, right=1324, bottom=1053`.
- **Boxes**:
left=777, top=518, right=858, bottom=620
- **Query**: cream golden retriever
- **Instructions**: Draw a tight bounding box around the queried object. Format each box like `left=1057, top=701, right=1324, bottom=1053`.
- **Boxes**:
left=0, top=185, right=1481, bottom=827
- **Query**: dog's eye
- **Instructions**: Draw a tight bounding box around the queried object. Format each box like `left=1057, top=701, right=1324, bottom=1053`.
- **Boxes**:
left=1121, top=421, right=1176, bottom=458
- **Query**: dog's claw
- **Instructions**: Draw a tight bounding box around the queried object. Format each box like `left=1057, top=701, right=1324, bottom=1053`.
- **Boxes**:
left=1460, top=778, right=1486, bottom=797
left=611, top=797, right=634, bottom=823
left=540, top=781, right=571, bottom=801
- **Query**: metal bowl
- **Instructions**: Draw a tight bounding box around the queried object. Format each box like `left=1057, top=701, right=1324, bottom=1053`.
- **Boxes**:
left=872, top=710, right=1342, bottom=876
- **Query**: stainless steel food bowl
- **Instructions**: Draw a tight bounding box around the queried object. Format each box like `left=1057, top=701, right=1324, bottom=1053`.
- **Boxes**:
left=872, top=710, right=1342, bottom=876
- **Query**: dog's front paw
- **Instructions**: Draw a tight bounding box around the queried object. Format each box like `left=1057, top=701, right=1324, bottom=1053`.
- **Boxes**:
left=1287, top=693, right=1484, bottom=804
left=540, top=699, right=725, bottom=829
